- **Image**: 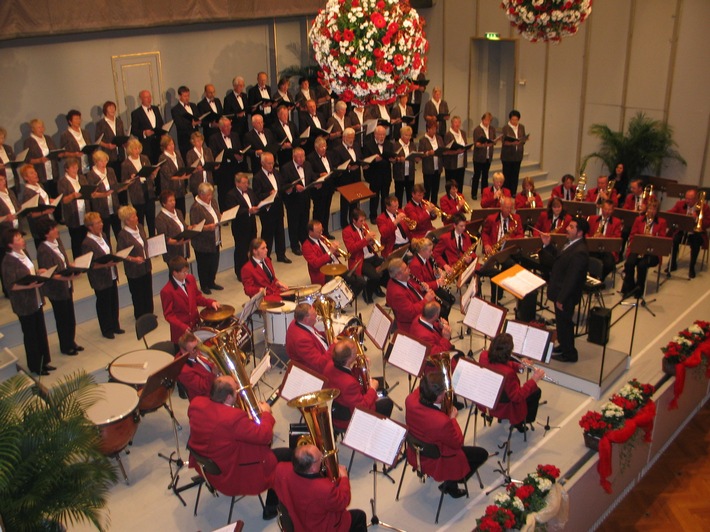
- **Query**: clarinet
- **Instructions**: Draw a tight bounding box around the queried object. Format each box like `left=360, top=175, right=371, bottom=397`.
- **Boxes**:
left=409, top=273, right=443, bottom=305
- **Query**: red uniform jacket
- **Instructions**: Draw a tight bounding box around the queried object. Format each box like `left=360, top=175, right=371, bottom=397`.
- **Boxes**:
left=439, top=193, right=466, bottom=222
left=385, top=278, right=426, bottom=334
left=584, top=187, right=619, bottom=205
left=409, top=317, right=452, bottom=357
left=273, top=462, right=352, bottom=532
left=187, top=397, right=277, bottom=496
left=586, top=215, right=623, bottom=261
left=478, top=351, right=539, bottom=426
left=302, top=236, right=337, bottom=285
left=433, top=230, right=475, bottom=268
left=376, top=209, right=412, bottom=258
left=160, top=274, right=215, bottom=344
left=404, top=200, right=435, bottom=239
left=668, top=199, right=710, bottom=246
left=534, top=211, right=571, bottom=234
left=324, top=361, right=377, bottom=431
left=623, top=193, right=645, bottom=211
left=550, top=184, right=576, bottom=202
left=285, top=321, right=330, bottom=374
left=404, top=388, right=470, bottom=482
left=480, top=186, right=511, bottom=208
left=481, top=213, right=524, bottom=249
left=626, top=215, right=669, bottom=258
left=178, top=356, right=217, bottom=401
left=342, top=223, right=373, bottom=276
left=408, top=253, right=438, bottom=290
left=241, top=257, right=282, bottom=298
left=514, top=192, right=543, bottom=210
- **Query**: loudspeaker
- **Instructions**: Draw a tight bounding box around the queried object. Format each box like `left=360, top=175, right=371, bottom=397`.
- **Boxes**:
left=515, top=292, right=537, bottom=323
left=410, top=0, right=436, bottom=8
left=588, top=307, right=611, bottom=345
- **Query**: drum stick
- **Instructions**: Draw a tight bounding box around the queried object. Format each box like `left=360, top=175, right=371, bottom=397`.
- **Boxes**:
left=112, top=362, right=148, bottom=369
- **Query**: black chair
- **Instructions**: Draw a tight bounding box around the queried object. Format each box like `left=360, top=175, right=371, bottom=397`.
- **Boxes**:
left=576, top=257, right=605, bottom=335
left=395, top=433, right=469, bottom=524
left=135, top=313, right=159, bottom=348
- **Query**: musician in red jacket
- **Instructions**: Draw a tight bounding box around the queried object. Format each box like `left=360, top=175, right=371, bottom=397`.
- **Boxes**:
left=405, top=372, right=488, bottom=498
left=480, top=197, right=523, bottom=302
left=176, top=331, right=216, bottom=401
left=621, top=198, right=669, bottom=296
left=285, top=303, right=331, bottom=373
left=160, top=256, right=218, bottom=344
left=376, top=195, right=412, bottom=257
left=550, top=174, right=576, bottom=202
left=622, top=178, right=646, bottom=212
left=404, top=184, right=437, bottom=239
left=586, top=199, right=623, bottom=280
left=385, top=258, right=435, bottom=334
left=408, top=237, right=454, bottom=319
left=433, top=213, right=476, bottom=270
left=241, top=238, right=288, bottom=299
left=478, top=333, right=544, bottom=429
left=273, top=444, right=367, bottom=532
left=534, top=197, right=571, bottom=234
left=410, top=301, right=455, bottom=357
left=584, top=175, right=619, bottom=206
left=480, top=172, right=511, bottom=208
left=187, top=376, right=292, bottom=520
left=667, top=188, right=710, bottom=278
left=439, top=180, right=468, bottom=223
left=324, top=339, right=393, bottom=431
left=514, top=176, right=543, bottom=210
left=342, top=208, right=384, bottom=304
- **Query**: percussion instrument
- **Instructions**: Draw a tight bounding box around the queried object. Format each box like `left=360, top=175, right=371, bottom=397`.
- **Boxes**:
left=264, top=301, right=297, bottom=345
left=259, top=300, right=285, bottom=312
left=321, top=276, right=354, bottom=307
left=84, top=382, right=140, bottom=456
left=315, top=314, right=351, bottom=338
left=320, top=263, right=348, bottom=277
left=193, top=326, right=220, bottom=344
left=280, top=284, right=322, bottom=304
left=199, top=304, right=235, bottom=329
left=109, top=349, right=175, bottom=413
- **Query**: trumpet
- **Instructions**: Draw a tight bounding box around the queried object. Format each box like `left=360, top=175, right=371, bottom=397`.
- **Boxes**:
left=423, top=200, right=445, bottom=218
left=364, top=225, right=384, bottom=253
left=458, top=194, right=473, bottom=214
left=510, top=354, right=558, bottom=384
left=574, top=173, right=587, bottom=201
left=320, top=235, right=350, bottom=261
left=402, top=216, right=418, bottom=230
left=527, top=189, right=536, bottom=208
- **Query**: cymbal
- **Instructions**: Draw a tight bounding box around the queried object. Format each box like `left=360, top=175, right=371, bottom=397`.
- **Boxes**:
left=259, top=300, right=285, bottom=311
left=320, top=264, right=348, bottom=276
left=199, top=304, right=235, bottom=322
left=280, top=284, right=322, bottom=298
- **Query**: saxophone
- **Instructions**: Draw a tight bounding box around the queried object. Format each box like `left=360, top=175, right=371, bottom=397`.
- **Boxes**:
left=481, top=217, right=518, bottom=262
left=441, top=239, right=478, bottom=286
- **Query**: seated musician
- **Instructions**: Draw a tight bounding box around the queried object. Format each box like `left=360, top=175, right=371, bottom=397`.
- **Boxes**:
left=515, top=176, right=543, bottom=210
left=160, top=256, right=219, bottom=346
left=433, top=212, right=477, bottom=273
left=285, top=303, right=330, bottom=373
left=342, top=208, right=384, bottom=304
left=534, top=197, right=571, bottom=235
left=622, top=197, right=668, bottom=296
left=408, top=237, right=454, bottom=319
left=385, top=257, right=436, bottom=334
left=187, top=376, right=292, bottom=520
left=241, top=238, right=288, bottom=299
left=302, top=220, right=365, bottom=297
left=480, top=172, right=511, bottom=209
left=176, top=331, right=217, bottom=401
left=273, top=444, right=367, bottom=532
left=404, top=183, right=437, bottom=239
left=439, top=180, right=468, bottom=223
left=622, top=178, right=646, bottom=212
left=586, top=199, right=622, bottom=280
left=324, top=338, right=393, bottom=431
left=584, top=174, right=619, bottom=207
left=405, top=372, right=488, bottom=499
left=478, top=332, right=544, bottom=432
left=376, top=194, right=411, bottom=257
left=550, top=173, right=576, bottom=202
left=667, top=188, right=709, bottom=279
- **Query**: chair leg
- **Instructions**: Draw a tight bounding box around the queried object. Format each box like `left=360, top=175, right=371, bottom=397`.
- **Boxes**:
left=395, top=459, right=408, bottom=500
left=193, top=482, right=203, bottom=516
left=474, top=470, right=484, bottom=490
left=435, top=488, right=445, bottom=524
left=228, top=496, right=236, bottom=524
left=347, top=448, right=355, bottom=475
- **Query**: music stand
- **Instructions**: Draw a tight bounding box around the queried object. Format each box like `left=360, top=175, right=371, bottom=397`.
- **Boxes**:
left=465, top=219, right=484, bottom=237
left=586, top=237, right=623, bottom=256
left=239, top=290, right=265, bottom=369
left=365, top=305, right=399, bottom=410
left=425, top=224, right=453, bottom=244
left=561, top=200, right=597, bottom=219
left=624, top=235, right=673, bottom=316
left=613, top=208, right=642, bottom=231
left=646, top=176, right=678, bottom=201
left=376, top=242, right=409, bottom=273
left=665, top=182, right=695, bottom=201
left=338, top=181, right=376, bottom=206
left=515, top=208, right=544, bottom=233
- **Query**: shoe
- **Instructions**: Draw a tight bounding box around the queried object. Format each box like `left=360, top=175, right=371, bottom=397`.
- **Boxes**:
left=38, top=369, right=50, bottom=376
left=211, top=284, right=224, bottom=290
left=689, top=268, right=696, bottom=279
left=670, top=262, right=678, bottom=272
left=73, top=345, right=84, bottom=352
left=277, top=256, right=292, bottom=264
left=115, top=328, right=125, bottom=335
left=374, top=287, right=385, bottom=298
left=262, top=505, right=278, bottom=521
left=512, top=422, right=527, bottom=433
left=103, top=332, right=115, bottom=339
left=551, top=353, right=578, bottom=363
left=552, top=344, right=563, bottom=354
left=202, top=287, right=212, bottom=295
left=61, top=348, right=78, bottom=356
left=44, top=364, right=57, bottom=371
left=453, top=398, right=465, bottom=410
left=292, top=248, right=303, bottom=256
left=363, top=291, right=373, bottom=305
left=438, top=482, right=466, bottom=499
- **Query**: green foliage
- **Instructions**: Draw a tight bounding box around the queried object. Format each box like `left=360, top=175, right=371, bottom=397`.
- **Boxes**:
left=581, top=112, right=686, bottom=179
left=0, top=372, right=117, bottom=532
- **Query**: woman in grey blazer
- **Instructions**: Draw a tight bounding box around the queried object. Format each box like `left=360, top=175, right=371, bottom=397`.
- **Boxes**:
left=116, top=205, right=153, bottom=320
left=189, top=182, right=221, bottom=294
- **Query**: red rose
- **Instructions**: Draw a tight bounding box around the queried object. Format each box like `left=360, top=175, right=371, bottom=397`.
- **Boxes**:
left=343, top=29, right=355, bottom=41
left=373, top=48, right=384, bottom=58
left=333, top=30, right=342, bottom=42
left=376, top=0, right=385, bottom=8
left=388, top=22, right=399, bottom=33
left=359, top=81, right=369, bottom=90
left=352, top=0, right=359, bottom=7
left=382, top=35, right=391, bottom=45
left=371, top=12, right=386, bottom=29
left=393, top=54, right=404, bottom=66
left=366, top=69, right=375, bottom=77
left=341, top=89, right=354, bottom=102
left=381, top=62, right=393, bottom=74
left=350, top=56, right=360, bottom=65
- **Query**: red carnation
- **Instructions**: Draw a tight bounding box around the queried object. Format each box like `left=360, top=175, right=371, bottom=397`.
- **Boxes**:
left=352, top=0, right=359, bottom=7
left=373, top=48, right=384, bottom=58
left=516, top=484, right=535, bottom=500
left=366, top=69, right=375, bottom=77
left=341, top=89, right=355, bottom=102
left=333, top=30, right=342, bottom=42
left=350, top=56, right=360, bottom=65
left=382, top=35, right=391, bottom=45
left=376, top=0, right=385, bottom=8
left=371, top=12, right=386, bottom=29
left=359, top=81, right=369, bottom=90
left=343, top=29, right=355, bottom=41
left=393, top=54, right=404, bottom=66
left=388, top=22, right=399, bottom=33
left=381, top=62, right=393, bottom=74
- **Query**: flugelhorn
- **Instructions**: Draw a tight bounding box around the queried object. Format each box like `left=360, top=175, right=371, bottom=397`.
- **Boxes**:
left=574, top=173, right=587, bottom=201
left=458, top=194, right=473, bottom=214
left=423, top=199, right=445, bottom=218
left=363, top=224, right=384, bottom=253
left=320, top=235, right=350, bottom=261
left=403, top=216, right=418, bottom=230
left=287, top=389, right=341, bottom=481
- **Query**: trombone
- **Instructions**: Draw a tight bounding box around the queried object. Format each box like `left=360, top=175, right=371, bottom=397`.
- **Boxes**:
left=320, top=235, right=350, bottom=261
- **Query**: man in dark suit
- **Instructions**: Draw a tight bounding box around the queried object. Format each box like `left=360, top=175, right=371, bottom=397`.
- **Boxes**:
left=224, top=173, right=259, bottom=279
left=223, top=76, right=249, bottom=140
left=252, top=152, right=290, bottom=263
left=130, top=90, right=165, bottom=164
left=270, top=105, right=298, bottom=167
left=279, top=148, right=312, bottom=255
left=540, top=217, right=590, bottom=363
left=332, top=128, right=363, bottom=229
left=171, top=86, right=201, bottom=160
left=243, top=114, right=277, bottom=175
left=197, top=83, right=223, bottom=146
left=208, top=117, right=247, bottom=212
left=307, top=136, right=337, bottom=238
left=362, top=125, right=393, bottom=223
left=300, top=99, right=327, bottom=155
left=247, top=71, right=275, bottom=126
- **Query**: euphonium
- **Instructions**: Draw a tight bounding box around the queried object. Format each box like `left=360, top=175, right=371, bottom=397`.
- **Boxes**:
left=197, top=329, right=262, bottom=423
left=338, top=324, right=370, bottom=394
left=574, top=173, right=587, bottom=201
left=312, top=294, right=337, bottom=345
left=287, top=389, right=341, bottom=481
left=427, top=349, right=454, bottom=416
left=694, top=191, right=706, bottom=232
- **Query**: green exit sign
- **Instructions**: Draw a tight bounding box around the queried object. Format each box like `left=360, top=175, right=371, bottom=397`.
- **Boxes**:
left=485, top=32, right=500, bottom=40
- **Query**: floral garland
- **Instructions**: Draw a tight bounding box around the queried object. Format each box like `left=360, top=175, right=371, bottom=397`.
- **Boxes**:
left=475, top=464, right=562, bottom=531
left=663, top=320, right=710, bottom=409
left=501, top=0, right=593, bottom=43
left=309, top=0, right=428, bottom=106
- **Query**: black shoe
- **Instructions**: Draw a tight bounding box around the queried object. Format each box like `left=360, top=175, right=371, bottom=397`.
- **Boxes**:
left=202, top=287, right=211, bottom=295
left=512, top=422, right=527, bottom=433
left=438, top=482, right=466, bottom=499
left=292, top=248, right=303, bottom=256
left=472, top=195, right=478, bottom=200
left=277, top=256, right=292, bottom=264
left=670, top=262, right=678, bottom=272
left=211, top=284, right=224, bottom=290
left=374, top=287, right=385, bottom=298
left=363, top=291, right=373, bottom=304
left=61, top=348, right=78, bottom=356
left=115, top=328, right=125, bottom=335
left=453, top=398, right=465, bottom=410
left=38, top=369, right=50, bottom=376
left=103, top=332, right=115, bottom=339
left=551, top=353, right=578, bottom=363
left=689, top=268, right=696, bottom=279
left=262, top=505, right=278, bottom=520
left=73, top=345, right=84, bottom=352
left=552, top=344, right=563, bottom=354
left=44, top=364, right=57, bottom=371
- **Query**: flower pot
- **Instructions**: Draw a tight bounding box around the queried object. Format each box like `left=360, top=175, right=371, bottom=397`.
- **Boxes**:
left=584, top=432, right=601, bottom=452
left=662, top=358, right=677, bottom=376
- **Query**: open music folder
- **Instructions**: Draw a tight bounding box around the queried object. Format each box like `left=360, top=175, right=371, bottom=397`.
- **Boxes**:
left=451, top=358, right=504, bottom=410
left=365, top=304, right=393, bottom=350
left=492, top=264, right=546, bottom=299
left=278, top=361, right=326, bottom=402
left=462, top=296, right=506, bottom=338
left=342, top=408, right=407, bottom=467
left=504, top=320, right=553, bottom=363
left=387, top=331, right=430, bottom=377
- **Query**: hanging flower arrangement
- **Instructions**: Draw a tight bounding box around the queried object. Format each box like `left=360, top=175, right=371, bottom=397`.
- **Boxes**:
left=501, top=0, right=593, bottom=43
left=309, top=0, right=428, bottom=106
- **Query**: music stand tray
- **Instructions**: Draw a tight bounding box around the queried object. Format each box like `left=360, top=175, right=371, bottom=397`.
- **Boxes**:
left=465, top=219, right=484, bottom=236
left=480, top=244, right=519, bottom=271
left=586, top=237, right=623, bottom=255
left=337, top=181, right=375, bottom=204
left=646, top=175, right=678, bottom=193
left=513, top=237, right=544, bottom=255
left=561, top=200, right=597, bottom=218
left=471, top=208, right=500, bottom=223
left=613, top=208, right=642, bottom=229
left=664, top=182, right=695, bottom=201
left=516, top=208, right=544, bottom=228
left=426, top=224, right=453, bottom=242
left=141, top=354, right=188, bottom=408
left=629, top=235, right=673, bottom=258
left=658, top=211, right=695, bottom=232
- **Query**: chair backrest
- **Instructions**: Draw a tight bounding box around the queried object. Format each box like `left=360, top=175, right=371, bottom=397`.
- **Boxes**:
left=406, top=432, right=440, bottom=480
left=587, top=257, right=604, bottom=280
left=277, top=503, right=295, bottom=532
left=135, top=313, right=159, bottom=343
left=189, top=447, right=222, bottom=476
left=150, top=340, right=177, bottom=356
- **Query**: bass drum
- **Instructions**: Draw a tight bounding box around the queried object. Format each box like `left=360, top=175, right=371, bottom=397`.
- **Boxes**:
left=85, top=382, right=140, bottom=456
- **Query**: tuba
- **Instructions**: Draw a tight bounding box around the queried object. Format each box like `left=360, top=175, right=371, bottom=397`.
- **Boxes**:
left=287, top=389, right=341, bottom=481
left=312, top=295, right=337, bottom=345
left=338, top=323, right=371, bottom=394
left=197, top=329, right=262, bottom=423
left=427, top=350, right=454, bottom=416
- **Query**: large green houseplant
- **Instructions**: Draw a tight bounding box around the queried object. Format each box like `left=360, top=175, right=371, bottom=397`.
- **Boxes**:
left=581, top=112, right=686, bottom=179
left=0, top=372, right=117, bottom=531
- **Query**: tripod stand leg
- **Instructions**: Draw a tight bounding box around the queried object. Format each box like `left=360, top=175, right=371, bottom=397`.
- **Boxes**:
left=113, top=453, right=130, bottom=485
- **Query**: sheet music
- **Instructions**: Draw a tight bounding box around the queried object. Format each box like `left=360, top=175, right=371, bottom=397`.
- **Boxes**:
left=452, top=361, right=504, bottom=410
left=249, top=355, right=271, bottom=386
left=499, top=268, right=546, bottom=297
left=279, top=364, right=325, bottom=402
left=72, top=251, right=93, bottom=269
left=460, top=275, right=478, bottom=313
left=504, top=321, right=550, bottom=362
left=257, top=191, right=276, bottom=209
left=365, top=305, right=392, bottom=350
left=388, top=333, right=427, bottom=376
left=458, top=256, right=478, bottom=288
left=462, top=297, right=504, bottom=338
left=342, top=409, right=406, bottom=466
left=220, top=205, right=239, bottom=223
left=146, top=234, right=167, bottom=258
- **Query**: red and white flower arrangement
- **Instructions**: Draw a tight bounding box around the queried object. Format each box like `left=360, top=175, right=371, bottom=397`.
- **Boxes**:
left=661, top=320, right=710, bottom=365
left=309, top=0, right=428, bottom=106
left=501, top=0, right=593, bottom=43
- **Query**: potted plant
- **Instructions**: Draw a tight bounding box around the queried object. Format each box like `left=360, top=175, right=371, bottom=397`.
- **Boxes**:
left=0, top=372, right=117, bottom=531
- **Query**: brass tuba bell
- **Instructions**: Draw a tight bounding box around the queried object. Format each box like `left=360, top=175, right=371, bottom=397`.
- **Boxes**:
left=312, top=294, right=337, bottom=345
left=427, top=350, right=454, bottom=416
left=338, top=324, right=371, bottom=394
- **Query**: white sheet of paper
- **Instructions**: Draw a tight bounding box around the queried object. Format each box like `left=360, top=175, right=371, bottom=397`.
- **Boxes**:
left=342, top=409, right=406, bottom=466
left=257, top=191, right=276, bottom=209
left=504, top=321, right=550, bottom=362
left=250, top=355, right=271, bottom=386
left=115, top=246, right=134, bottom=260
left=452, top=360, right=504, bottom=410
left=279, top=365, right=325, bottom=402
left=365, top=306, right=392, bottom=350
left=72, top=251, right=93, bottom=269
left=220, top=205, right=239, bottom=223
left=499, top=268, right=546, bottom=297
left=146, top=235, right=167, bottom=258
left=388, top=334, right=427, bottom=376
left=462, top=297, right=503, bottom=338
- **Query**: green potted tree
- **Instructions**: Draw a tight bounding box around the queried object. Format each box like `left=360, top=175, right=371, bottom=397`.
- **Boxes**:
left=0, top=372, right=117, bottom=531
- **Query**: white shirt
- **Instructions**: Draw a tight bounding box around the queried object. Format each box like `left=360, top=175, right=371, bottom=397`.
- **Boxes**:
left=25, top=183, right=50, bottom=204
left=377, top=104, right=391, bottom=121
left=94, top=169, right=114, bottom=215
left=195, top=197, right=221, bottom=245
left=479, top=122, right=492, bottom=159
left=399, top=139, right=411, bottom=175
left=88, top=232, right=116, bottom=280
left=124, top=225, right=147, bottom=258
left=281, top=122, right=293, bottom=143
left=104, top=117, right=117, bottom=136
left=355, top=225, right=374, bottom=259
left=0, top=146, right=16, bottom=187
left=161, top=207, right=184, bottom=231
left=192, top=147, right=207, bottom=184
left=388, top=211, right=408, bottom=245
left=65, top=174, right=86, bottom=221
left=43, top=240, right=69, bottom=289
left=31, top=133, right=53, bottom=180
left=143, top=106, right=156, bottom=128
left=239, top=189, right=253, bottom=210
left=0, top=190, right=18, bottom=228
left=508, top=121, right=519, bottom=138
left=450, top=128, right=465, bottom=169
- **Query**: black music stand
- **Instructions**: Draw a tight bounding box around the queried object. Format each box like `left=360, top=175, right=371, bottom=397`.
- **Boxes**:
left=465, top=219, right=484, bottom=237
left=623, top=235, right=673, bottom=316
left=561, top=199, right=597, bottom=219
left=614, top=207, right=642, bottom=230
left=646, top=176, right=678, bottom=202
left=657, top=212, right=695, bottom=278
left=665, top=182, right=695, bottom=202
left=471, top=208, right=500, bottom=223
left=516, top=208, right=544, bottom=233
left=425, top=224, right=453, bottom=244
left=586, top=237, right=622, bottom=256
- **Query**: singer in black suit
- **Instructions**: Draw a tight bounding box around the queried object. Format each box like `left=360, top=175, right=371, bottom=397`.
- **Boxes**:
left=208, top=117, right=247, bottom=212
left=224, top=173, right=259, bottom=279
left=223, top=76, right=250, bottom=140
left=279, top=148, right=313, bottom=255
left=247, top=72, right=275, bottom=126
left=243, top=114, right=276, bottom=175
left=332, top=128, right=363, bottom=229
left=130, top=90, right=164, bottom=164
left=307, top=137, right=337, bottom=238
left=171, top=86, right=201, bottom=160
left=300, top=100, right=328, bottom=155
left=270, top=105, right=299, bottom=167
left=362, top=125, right=393, bottom=222
left=252, top=152, right=290, bottom=263
left=539, top=217, right=589, bottom=363
left=197, top=84, right=224, bottom=146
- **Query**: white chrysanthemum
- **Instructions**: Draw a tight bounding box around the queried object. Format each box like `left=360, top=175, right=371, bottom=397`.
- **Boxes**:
left=494, top=492, right=510, bottom=504
left=536, top=477, right=553, bottom=492
left=512, top=497, right=525, bottom=512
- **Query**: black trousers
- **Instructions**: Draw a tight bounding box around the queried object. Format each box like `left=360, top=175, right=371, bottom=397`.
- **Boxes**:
left=101, top=214, right=122, bottom=244
left=232, top=224, right=255, bottom=279
left=422, top=171, right=442, bottom=203
left=590, top=251, right=616, bottom=280
left=135, top=200, right=156, bottom=237
left=524, top=387, right=543, bottom=424
left=95, top=281, right=120, bottom=336
left=49, top=297, right=76, bottom=353
left=672, top=231, right=702, bottom=270
left=259, top=208, right=286, bottom=258
left=127, top=273, right=154, bottom=320
left=472, top=160, right=492, bottom=198
left=19, top=308, right=51, bottom=373
left=445, top=168, right=465, bottom=195
left=502, top=160, right=522, bottom=196
left=67, top=225, right=88, bottom=260
left=441, top=446, right=488, bottom=485
left=554, top=299, right=577, bottom=359
left=349, top=509, right=368, bottom=532
left=311, top=189, right=334, bottom=236
left=362, top=256, right=384, bottom=296
left=394, top=178, right=414, bottom=207
left=623, top=254, right=659, bottom=293
left=195, top=251, right=220, bottom=290
left=284, top=197, right=310, bottom=252
left=368, top=174, right=392, bottom=221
